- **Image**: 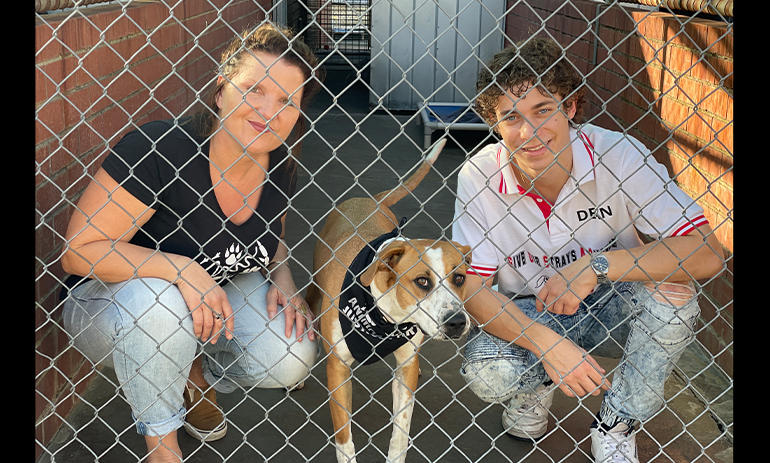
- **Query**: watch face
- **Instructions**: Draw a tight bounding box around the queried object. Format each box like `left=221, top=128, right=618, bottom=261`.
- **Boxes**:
left=593, top=255, right=609, bottom=274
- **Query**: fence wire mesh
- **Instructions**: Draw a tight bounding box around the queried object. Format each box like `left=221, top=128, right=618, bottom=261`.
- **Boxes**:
left=36, top=0, right=733, bottom=462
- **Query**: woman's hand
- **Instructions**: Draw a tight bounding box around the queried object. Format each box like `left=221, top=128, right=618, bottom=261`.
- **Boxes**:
left=176, top=261, right=234, bottom=345
left=266, top=263, right=316, bottom=342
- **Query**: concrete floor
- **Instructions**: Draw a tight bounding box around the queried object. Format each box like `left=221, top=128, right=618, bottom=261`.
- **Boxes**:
left=39, top=65, right=733, bottom=463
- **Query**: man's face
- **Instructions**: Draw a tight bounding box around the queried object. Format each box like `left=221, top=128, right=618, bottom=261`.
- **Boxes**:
left=494, top=83, right=576, bottom=177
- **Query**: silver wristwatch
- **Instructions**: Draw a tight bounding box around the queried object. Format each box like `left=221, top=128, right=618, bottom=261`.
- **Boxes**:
left=590, top=253, right=610, bottom=284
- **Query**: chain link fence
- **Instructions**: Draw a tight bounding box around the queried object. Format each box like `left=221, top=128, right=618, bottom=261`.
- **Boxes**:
left=36, top=0, right=733, bottom=461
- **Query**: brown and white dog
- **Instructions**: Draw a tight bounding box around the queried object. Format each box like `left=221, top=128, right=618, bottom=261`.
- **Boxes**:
left=305, top=140, right=471, bottom=463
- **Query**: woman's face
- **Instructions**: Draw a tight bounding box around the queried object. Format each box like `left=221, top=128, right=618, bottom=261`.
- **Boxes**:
left=215, top=52, right=305, bottom=157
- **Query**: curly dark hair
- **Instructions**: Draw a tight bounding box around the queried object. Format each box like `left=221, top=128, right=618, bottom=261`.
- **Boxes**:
left=190, top=23, right=325, bottom=172
left=475, top=37, right=585, bottom=129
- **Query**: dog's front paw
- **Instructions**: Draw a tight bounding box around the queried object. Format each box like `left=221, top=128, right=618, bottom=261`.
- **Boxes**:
left=335, top=440, right=357, bottom=463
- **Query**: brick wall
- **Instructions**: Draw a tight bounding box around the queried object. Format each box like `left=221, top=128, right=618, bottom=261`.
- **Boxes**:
left=504, top=0, right=733, bottom=377
left=34, top=0, right=271, bottom=457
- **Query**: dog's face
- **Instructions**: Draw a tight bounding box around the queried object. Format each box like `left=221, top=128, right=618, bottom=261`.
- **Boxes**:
left=360, top=239, right=472, bottom=340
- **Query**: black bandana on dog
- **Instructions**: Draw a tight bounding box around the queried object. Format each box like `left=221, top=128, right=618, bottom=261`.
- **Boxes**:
left=339, top=218, right=419, bottom=365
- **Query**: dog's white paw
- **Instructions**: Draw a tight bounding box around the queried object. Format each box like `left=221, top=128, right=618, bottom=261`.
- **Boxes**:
left=335, top=439, right=357, bottom=463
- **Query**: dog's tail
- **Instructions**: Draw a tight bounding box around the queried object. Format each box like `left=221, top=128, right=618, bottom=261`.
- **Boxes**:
left=373, top=139, right=446, bottom=208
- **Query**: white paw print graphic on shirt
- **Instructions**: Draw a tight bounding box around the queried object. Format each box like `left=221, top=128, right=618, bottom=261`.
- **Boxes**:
left=200, top=240, right=271, bottom=282
left=224, top=243, right=243, bottom=266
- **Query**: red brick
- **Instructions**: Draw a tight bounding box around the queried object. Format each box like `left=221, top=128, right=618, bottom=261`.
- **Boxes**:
left=131, top=51, right=174, bottom=86
left=99, top=7, right=149, bottom=43
left=64, top=163, right=97, bottom=200
left=41, top=54, right=82, bottom=95
left=706, top=23, right=733, bottom=59
left=705, top=53, right=733, bottom=89
left=35, top=148, right=53, bottom=188
left=35, top=119, right=57, bottom=149
left=689, top=57, right=714, bottom=86
left=106, top=33, right=150, bottom=70
left=638, top=14, right=669, bottom=42
left=685, top=110, right=711, bottom=142
left=713, top=120, right=733, bottom=155
left=37, top=272, right=66, bottom=314
left=75, top=122, right=107, bottom=158
left=36, top=64, right=57, bottom=106
left=37, top=97, right=66, bottom=140
left=709, top=181, right=733, bottom=215
left=35, top=178, right=65, bottom=218
left=568, top=0, right=597, bottom=19
left=670, top=44, right=697, bottom=76
left=35, top=21, right=61, bottom=62
left=603, top=5, right=636, bottom=34
left=100, top=69, right=144, bottom=105
left=639, top=65, right=662, bottom=95
left=35, top=224, right=55, bottom=265
left=638, top=35, right=663, bottom=68
left=60, top=87, right=92, bottom=131
left=81, top=8, right=122, bottom=41
left=699, top=86, right=728, bottom=116
left=181, top=11, right=216, bottom=38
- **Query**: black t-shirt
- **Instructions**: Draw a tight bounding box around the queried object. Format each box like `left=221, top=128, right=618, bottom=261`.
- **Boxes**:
left=61, top=117, right=297, bottom=298
left=338, top=220, right=420, bottom=366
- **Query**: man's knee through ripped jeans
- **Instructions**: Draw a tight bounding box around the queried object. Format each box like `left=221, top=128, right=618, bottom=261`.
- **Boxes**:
left=599, top=282, right=699, bottom=427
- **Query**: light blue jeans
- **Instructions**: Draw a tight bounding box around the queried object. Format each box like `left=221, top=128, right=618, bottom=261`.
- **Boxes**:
left=62, top=271, right=317, bottom=437
left=460, top=281, right=700, bottom=429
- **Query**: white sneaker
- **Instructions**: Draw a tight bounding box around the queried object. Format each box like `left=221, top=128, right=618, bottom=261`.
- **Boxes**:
left=590, top=422, right=640, bottom=463
left=502, top=382, right=557, bottom=440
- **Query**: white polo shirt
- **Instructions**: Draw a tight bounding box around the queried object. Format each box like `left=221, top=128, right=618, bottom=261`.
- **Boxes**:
left=451, top=124, right=708, bottom=297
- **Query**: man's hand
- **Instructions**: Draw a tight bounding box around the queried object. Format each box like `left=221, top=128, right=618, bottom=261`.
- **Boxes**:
left=541, top=336, right=611, bottom=398
left=536, top=255, right=597, bottom=315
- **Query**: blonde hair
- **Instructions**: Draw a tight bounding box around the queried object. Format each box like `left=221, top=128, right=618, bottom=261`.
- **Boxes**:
left=193, top=23, right=324, bottom=170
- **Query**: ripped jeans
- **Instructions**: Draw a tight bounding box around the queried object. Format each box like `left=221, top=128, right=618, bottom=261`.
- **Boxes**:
left=61, top=271, right=317, bottom=437
left=461, top=281, right=699, bottom=429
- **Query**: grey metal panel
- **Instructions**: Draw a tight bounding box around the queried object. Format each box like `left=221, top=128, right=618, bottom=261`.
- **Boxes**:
left=370, top=0, right=505, bottom=111
left=272, top=0, right=288, bottom=27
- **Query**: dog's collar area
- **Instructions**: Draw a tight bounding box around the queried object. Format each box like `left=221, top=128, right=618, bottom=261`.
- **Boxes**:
left=338, top=224, right=420, bottom=366
left=373, top=216, right=409, bottom=256
left=374, top=235, right=409, bottom=255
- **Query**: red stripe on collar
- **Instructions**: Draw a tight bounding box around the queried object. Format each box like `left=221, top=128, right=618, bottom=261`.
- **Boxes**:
left=496, top=146, right=509, bottom=194
left=579, top=132, right=595, bottom=166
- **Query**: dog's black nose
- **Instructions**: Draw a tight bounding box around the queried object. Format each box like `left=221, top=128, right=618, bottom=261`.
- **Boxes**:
left=441, top=311, right=468, bottom=339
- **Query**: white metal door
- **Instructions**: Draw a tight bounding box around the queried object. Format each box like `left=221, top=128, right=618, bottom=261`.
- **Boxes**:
left=370, top=0, right=505, bottom=110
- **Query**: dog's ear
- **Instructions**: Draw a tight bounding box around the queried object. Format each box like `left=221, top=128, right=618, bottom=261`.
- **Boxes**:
left=360, top=241, right=407, bottom=287
left=452, top=242, right=472, bottom=268
left=462, top=245, right=472, bottom=267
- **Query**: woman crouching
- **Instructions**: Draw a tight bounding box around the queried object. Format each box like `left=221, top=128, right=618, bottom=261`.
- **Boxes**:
left=60, top=23, right=324, bottom=462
